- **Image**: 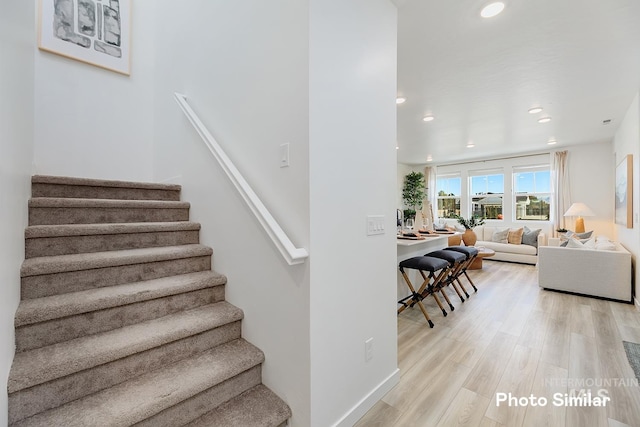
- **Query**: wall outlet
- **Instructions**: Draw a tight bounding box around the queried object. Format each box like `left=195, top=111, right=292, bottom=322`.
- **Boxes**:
left=365, top=337, right=373, bottom=362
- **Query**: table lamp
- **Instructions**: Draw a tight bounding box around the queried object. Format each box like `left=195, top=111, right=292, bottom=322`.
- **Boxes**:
left=563, top=202, right=595, bottom=233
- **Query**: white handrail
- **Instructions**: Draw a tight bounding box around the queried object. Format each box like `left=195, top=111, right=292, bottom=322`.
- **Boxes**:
left=174, top=93, right=309, bottom=265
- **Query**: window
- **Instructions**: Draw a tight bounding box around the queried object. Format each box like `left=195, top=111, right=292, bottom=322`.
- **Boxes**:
left=436, top=175, right=461, bottom=218
left=470, top=171, right=504, bottom=220
left=513, top=166, right=551, bottom=221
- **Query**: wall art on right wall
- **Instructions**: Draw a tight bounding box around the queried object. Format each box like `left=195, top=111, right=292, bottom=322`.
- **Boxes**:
left=615, top=154, right=633, bottom=228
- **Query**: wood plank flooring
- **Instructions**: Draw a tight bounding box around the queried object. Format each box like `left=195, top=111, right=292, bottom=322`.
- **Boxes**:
left=355, top=261, right=640, bottom=427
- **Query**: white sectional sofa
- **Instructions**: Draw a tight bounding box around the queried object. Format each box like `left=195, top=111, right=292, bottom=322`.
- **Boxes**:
left=538, top=239, right=632, bottom=302
left=472, top=225, right=547, bottom=265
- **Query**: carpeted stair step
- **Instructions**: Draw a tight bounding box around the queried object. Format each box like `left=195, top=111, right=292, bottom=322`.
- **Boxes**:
left=9, top=313, right=242, bottom=424
left=31, top=175, right=181, bottom=201
left=185, top=384, right=292, bottom=427
left=28, top=197, right=190, bottom=225
left=15, top=271, right=227, bottom=352
left=11, top=339, right=264, bottom=427
left=25, top=221, right=201, bottom=258
left=21, top=244, right=213, bottom=299
left=8, top=302, right=243, bottom=395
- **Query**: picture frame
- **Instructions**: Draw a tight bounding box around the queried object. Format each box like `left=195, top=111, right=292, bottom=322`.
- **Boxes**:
left=38, top=0, right=131, bottom=75
left=615, top=154, right=633, bottom=228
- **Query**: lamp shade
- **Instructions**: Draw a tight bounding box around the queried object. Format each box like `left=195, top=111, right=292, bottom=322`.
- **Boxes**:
left=563, top=202, right=595, bottom=217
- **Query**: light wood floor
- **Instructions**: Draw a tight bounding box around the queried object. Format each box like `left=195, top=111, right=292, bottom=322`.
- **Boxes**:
left=355, top=261, right=640, bottom=427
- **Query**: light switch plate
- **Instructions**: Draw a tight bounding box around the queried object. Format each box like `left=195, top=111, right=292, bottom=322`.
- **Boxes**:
left=367, top=215, right=385, bottom=236
left=280, top=143, right=289, bottom=168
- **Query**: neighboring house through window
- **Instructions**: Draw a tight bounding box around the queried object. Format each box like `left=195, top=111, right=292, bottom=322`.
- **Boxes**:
left=513, top=165, right=551, bottom=221
left=436, top=174, right=461, bottom=218
left=470, top=170, right=504, bottom=220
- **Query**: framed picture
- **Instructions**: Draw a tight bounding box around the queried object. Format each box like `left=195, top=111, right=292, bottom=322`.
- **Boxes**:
left=615, top=154, right=633, bottom=228
left=38, top=0, right=131, bottom=75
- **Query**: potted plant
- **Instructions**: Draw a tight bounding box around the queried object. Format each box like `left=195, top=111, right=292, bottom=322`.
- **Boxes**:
left=402, top=172, right=426, bottom=223
left=455, top=215, right=486, bottom=246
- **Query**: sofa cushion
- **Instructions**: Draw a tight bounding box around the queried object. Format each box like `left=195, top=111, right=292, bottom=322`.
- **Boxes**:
left=477, top=241, right=538, bottom=255
left=492, top=228, right=509, bottom=243
left=508, top=228, right=524, bottom=244
left=522, top=226, right=541, bottom=248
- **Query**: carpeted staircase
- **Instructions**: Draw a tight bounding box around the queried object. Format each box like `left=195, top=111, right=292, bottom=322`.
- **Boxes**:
left=8, top=175, right=291, bottom=427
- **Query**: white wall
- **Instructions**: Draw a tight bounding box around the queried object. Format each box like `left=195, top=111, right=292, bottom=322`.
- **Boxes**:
left=613, top=93, right=640, bottom=302
left=151, top=1, right=311, bottom=425
left=309, top=1, right=398, bottom=426
left=32, top=2, right=155, bottom=181
left=0, top=0, right=35, bottom=424
left=566, top=141, right=615, bottom=239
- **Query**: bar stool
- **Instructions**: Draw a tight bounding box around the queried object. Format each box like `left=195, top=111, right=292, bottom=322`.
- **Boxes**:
left=425, top=249, right=470, bottom=302
left=445, top=246, right=479, bottom=292
left=398, top=256, right=450, bottom=328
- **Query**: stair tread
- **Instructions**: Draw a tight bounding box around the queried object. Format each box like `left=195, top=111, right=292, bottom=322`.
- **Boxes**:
left=29, top=197, right=189, bottom=209
left=32, top=175, right=182, bottom=191
left=9, top=302, right=244, bottom=393
left=21, top=244, right=213, bottom=277
left=186, top=384, right=292, bottom=427
left=12, top=339, right=263, bottom=427
left=15, top=271, right=227, bottom=327
left=25, top=221, right=201, bottom=239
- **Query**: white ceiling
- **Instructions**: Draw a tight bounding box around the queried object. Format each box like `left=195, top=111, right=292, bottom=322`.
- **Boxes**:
left=394, top=0, right=640, bottom=165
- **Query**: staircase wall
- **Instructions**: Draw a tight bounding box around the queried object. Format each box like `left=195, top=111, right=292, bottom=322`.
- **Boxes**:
left=0, top=0, right=35, bottom=423
left=151, top=2, right=312, bottom=425
left=32, top=2, right=157, bottom=181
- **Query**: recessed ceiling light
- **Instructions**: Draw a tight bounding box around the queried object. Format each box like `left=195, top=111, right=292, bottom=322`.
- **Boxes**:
left=422, top=115, right=434, bottom=122
left=547, top=138, right=557, bottom=145
left=426, top=155, right=433, bottom=162
left=528, top=107, right=543, bottom=114
left=538, top=117, right=552, bottom=123
left=466, top=142, right=475, bottom=148
left=602, top=119, right=612, bottom=125
left=396, top=146, right=399, bottom=150
left=481, top=2, right=505, bottom=18
left=396, top=97, right=406, bottom=104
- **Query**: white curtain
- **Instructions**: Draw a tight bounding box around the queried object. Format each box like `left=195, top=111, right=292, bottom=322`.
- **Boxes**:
left=423, top=166, right=437, bottom=229
left=551, top=151, right=571, bottom=235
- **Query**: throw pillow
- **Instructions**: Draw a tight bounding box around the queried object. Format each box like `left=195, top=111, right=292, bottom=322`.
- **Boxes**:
left=583, top=237, right=596, bottom=249
left=566, top=238, right=585, bottom=249
left=522, top=226, right=541, bottom=248
left=507, top=228, right=524, bottom=244
left=574, top=230, right=593, bottom=239
left=596, top=241, right=617, bottom=251
left=559, top=231, right=572, bottom=244
left=491, top=228, right=509, bottom=243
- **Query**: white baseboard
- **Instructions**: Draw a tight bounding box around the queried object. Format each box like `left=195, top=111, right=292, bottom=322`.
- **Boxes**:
left=333, top=368, right=400, bottom=427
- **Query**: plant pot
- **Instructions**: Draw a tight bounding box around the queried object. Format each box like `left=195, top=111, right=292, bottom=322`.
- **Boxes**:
left=462, top=229, right=477, bottom=246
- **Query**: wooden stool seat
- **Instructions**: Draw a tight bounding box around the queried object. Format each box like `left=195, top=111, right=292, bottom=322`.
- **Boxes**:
left=398, top=256, right=451, bottom=328
left=426, top=249, right=470, bottom=301
left=445, top=246, right=479, bottom=292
